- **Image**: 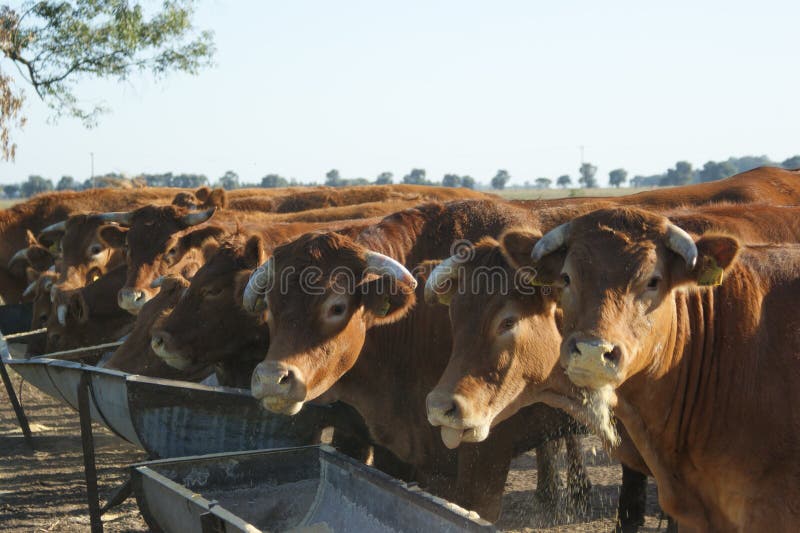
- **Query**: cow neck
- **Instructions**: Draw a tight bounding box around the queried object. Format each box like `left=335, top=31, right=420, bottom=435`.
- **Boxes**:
left=614, top=252, right=799, bottom=528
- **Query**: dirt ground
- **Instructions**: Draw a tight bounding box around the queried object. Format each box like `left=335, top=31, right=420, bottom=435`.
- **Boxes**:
left=1, top=373, right=668, bottom=532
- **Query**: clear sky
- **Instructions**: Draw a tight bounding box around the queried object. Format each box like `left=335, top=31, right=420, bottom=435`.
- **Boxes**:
left=2, top=0, right=799, bottom=186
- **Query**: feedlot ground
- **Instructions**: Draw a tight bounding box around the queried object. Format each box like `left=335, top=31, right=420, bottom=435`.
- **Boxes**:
left=2, top=376, right=667, bottom=532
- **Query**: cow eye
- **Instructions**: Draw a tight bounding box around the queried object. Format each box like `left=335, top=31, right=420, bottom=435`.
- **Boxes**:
left=561, top=273, right=571, bottom=287
left=39, top=313, right=48, bottom=325
left=204, top=287, right=222, bottom=298
left=330, top=303, right=346, bottom=316
left=89, top=244, right=103, bottom=256
left=647, top=277, right=661, bottom=290
left=497, top=316, right=517, bottom=334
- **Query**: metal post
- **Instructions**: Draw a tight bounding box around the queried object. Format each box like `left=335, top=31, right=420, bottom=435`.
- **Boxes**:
left=0, top=357, right=33, bottom=447
left=78, top=372, right=103, bottom=533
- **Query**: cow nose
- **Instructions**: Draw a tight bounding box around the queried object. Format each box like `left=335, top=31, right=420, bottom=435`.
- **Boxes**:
left=150, top=330, right=170, bottom=354
left=573, top=339, right=621, bottom=365
left=426, top=391, right=468, bottom=427
left=251, top=361, right=305, bottom=400
left=118, top=288, right=147, bottom=314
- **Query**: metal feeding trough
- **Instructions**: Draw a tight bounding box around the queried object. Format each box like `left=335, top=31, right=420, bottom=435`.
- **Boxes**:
left=132, top=445, right=494, bottom=533
left=0, top=330, right=339, bottom=458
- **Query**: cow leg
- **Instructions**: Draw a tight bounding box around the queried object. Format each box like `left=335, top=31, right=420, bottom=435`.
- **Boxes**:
left=615, top=464, right=647, bottom=533
left=453, top=442, right=514, bottom=522
left=535, top=439, right=562, bottom=505
left=371, top=444, right=416, bottom=482
left=330, top=426, right=372, bottom=462
left=564, top=434, right=591, bottom=513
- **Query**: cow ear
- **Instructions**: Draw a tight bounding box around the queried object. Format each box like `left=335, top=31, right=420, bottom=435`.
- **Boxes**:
left=99, top=225, right=128, bottom=248
left=194, top=186, right=212, bottom=202
left=25, top=229, right=38, bottom=247
left=27, top=246, right=55, bottom=272
left=243, top=236, right=265, bottom=269
left=207, top=188, right=228, bottom=209
left=500, top=229, right=539, bottom=269
left=500, top=229, right=562, bottom=285
left=179, top=226, right=226, bottom=259
left=676, top=235, right=740, bottom=287
left=68, top=292, right=90, bottom=324
left=362, top=276, right=417, bottom=326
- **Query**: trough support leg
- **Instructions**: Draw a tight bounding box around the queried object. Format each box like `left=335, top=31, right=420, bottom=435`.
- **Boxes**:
left=0, top=356, right=33, bottom=447
left=78, top=372, right=103, bottom=533
left=100, top=477, right=132, bottom=514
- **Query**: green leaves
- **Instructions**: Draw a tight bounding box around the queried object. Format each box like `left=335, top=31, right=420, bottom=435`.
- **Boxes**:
left=0, top=0, right=215, bottom=160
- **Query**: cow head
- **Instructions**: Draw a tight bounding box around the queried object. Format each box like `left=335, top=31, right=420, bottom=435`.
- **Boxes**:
left=8, top=230, right=56, bottom=279
left=45, top=266, right=133, bottom=352
left=422, top=239, right=566, bottom=449
left=246, top=232, right=417, bottom=415
left=22, top=270, right=58, bottom=331
left=95, top=205, right=218, bottom=314
left=106, top=275, right=211, bottom=380
left=501, top=208, right=740, bottom=442
left=171, top=187, right=228, bottom=210
left=40, top=214, right=128, bottom=298
left=150, top=235, right=269, bottom=373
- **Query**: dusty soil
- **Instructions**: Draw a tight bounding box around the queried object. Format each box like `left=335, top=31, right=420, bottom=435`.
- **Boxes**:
left=1, top=373, right=668, bottom=532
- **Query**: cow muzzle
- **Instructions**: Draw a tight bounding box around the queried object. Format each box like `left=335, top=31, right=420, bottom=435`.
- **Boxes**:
left=150, top=331, right=191, bottom=370
left=118, top=288, right=148, bottom=314
left=251, top=361, right=307, bottom=416
left=563, top=336, right=623, bottom=389
left=425, top=391, right=490, bottom=449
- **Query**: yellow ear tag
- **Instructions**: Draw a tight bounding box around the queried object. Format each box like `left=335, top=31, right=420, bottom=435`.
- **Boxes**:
left=376, top=297, right=391, bottom=317
left=92, top=274, right=100, bottom=282
left=49, top=243, right=59, bottom=254
left=697, top=256, right=724, bottom=286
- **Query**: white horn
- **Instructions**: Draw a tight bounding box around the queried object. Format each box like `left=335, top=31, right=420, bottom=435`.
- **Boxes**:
left=8, top=248, right=30, bottom=268
left=424, top=257, right=459, bottom=305
left=39, top=220, right=67, bottom=235
left=532, top=222, right=571, bottom=262
left=364, top=251, right=417, bottom=289
left=180, top=207, right=216, bottom=227
left=22, top=281, right=37, bottom=299
left=243, top=258, right=274, bottom=312
left=57, top=304, right=67, bottom=326
left=665, top=223, right=698, bottom=269
left=97, top=211, right=134, bottom=226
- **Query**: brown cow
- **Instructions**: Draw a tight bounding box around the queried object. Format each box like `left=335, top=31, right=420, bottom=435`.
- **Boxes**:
left=38, top=214, right=129, bottom=294
left=105, top=275, right=213, bottom=381
left=44, top=265, right=134, bottom=353
left=425, top=204, right=800, bottom=441
left=243, top=201, right=587, bottom=520
left=98, top=203, right=399, bottom=314
left=0, top=187, right=202, bottom=303
left=7, top=230, right=56, bottom=280
left=425, top=203, right=800, bottom=530
left=499, top=207, right=800, bottom=530
left=149, top=236, right=269, bottom=386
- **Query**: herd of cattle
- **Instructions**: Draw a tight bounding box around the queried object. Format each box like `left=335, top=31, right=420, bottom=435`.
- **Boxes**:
left=3, top=168, right=800, bottom=532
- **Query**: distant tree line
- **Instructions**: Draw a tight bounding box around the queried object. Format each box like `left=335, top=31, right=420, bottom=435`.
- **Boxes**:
left=3, top=155, right=799, bottom=198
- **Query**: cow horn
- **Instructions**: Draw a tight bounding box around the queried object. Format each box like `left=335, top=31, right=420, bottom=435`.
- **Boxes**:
left=22, top=281, right=37, bottom=299
left=39, top=220, right=67, bottom=236
left=243, top=258, right=274, bottom=312
left=665, top=223, right=698, bottom=269
left=364, top=251, right=417, bottom=289
left=424, top=257, right=459, bottom=305
left=8, top=248, right=29, bottom=268
left=57, top=304, right=67, bottom=326
left=97, top=211, right=134, bottom=226
left=532, top=222, right=571, bottom=262
left=180, top=207, right=216, bottom=228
